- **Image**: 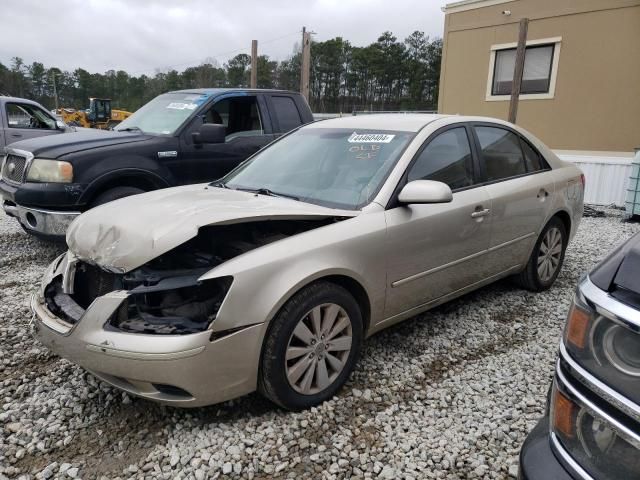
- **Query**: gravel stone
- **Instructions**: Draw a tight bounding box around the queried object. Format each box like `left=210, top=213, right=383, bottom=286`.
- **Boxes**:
left=1, top=208, right=637, bottom=479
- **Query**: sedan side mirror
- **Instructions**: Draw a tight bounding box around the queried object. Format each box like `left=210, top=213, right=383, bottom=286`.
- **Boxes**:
left=192, top=123, right=226, bottom=144
left=398, top=180, right=453, bottom=204
left=55, top=120, right=67, bottom=130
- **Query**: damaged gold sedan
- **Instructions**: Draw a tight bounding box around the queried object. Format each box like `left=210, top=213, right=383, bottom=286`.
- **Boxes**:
left=31, top=115, right=584, bottom=409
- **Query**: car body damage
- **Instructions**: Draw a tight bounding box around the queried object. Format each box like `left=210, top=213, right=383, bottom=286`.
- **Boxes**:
left=65, top=183, right=358, bottom=273
left=31, top=114, right=585, bottom=408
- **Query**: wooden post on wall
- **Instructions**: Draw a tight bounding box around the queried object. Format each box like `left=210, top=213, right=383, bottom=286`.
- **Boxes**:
left=250, top=40, right=258, bottom=88
left=508, top=18, right=529, bottom=124
left=300, top=27, right=311, bottom=102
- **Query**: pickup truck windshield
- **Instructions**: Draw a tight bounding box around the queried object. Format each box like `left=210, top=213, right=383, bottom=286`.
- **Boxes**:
left=115, top=92, right=210, bottom=135
left=223, top=128, right=414, bottom=210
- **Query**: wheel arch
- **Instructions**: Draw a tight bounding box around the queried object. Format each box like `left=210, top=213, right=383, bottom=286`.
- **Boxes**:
left=550, top=209, right=572, bottom=238
left=79, top=169, right=170, bottom=207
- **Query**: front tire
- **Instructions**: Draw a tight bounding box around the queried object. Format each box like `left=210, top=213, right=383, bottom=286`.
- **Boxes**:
left=516, top=216, right=567, bottom=291
left=259, top=282, right=363, bottom=410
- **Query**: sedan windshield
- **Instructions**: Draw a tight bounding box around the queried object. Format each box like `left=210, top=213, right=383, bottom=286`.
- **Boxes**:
left=115, top=92, right=211, bottom=135
left=222, top=128, right=414, bottom=210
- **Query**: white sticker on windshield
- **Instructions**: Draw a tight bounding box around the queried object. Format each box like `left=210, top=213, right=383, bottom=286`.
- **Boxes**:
left=348, top=132, right=395, bottom=143
left=167, top=102, right=198, bottom=110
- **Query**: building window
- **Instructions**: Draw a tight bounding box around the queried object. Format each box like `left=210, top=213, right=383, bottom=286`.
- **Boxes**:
left=486, top=37, right=561, bottom=101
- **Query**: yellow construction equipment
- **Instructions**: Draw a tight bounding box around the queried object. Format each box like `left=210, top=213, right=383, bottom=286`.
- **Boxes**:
left=56, top=98, right=133, bottom=129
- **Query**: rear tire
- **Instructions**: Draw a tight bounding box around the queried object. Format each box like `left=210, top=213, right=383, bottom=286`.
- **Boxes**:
left=515, top=216, right=567, bottom=291
left=259, top=282, right=363, bottom=410
left=90, top=186, right=145, bottom=208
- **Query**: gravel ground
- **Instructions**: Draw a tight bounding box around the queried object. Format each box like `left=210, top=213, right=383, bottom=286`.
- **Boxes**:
left=1, top=208, right=639, bottom=480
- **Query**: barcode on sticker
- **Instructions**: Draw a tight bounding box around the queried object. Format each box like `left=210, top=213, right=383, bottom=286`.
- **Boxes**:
left=348, top=132, right=395, bottom=143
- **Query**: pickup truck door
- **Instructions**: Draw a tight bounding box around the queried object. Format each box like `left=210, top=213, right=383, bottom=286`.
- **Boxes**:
left=176, top=94, right=275, bottom=184
left=3, top=102, right=61, bottom=145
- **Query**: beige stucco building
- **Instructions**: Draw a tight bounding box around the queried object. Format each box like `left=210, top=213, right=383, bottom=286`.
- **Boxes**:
left=438, top=0, right=640, bottom=154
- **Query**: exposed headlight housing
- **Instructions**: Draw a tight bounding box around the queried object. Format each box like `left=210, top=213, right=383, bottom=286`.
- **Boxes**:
left=26, top=159, right=73, bottom=183
left=108, top=276, right=233, bottom=335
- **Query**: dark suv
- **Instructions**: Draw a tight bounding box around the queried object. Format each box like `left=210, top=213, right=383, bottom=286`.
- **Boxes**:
left=0, top=88, right=313, bottom=240
left=519, top=232, right=640, bottom=479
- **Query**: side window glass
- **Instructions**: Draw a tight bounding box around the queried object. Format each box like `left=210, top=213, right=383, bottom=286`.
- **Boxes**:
left=475, top=126, right=526, bottom=181
left=6, top=103, right=55, bottom=130
left=271, top=96, right=301, bottom=132
left=521, top=139, right=543, bottom=172
left=204, top=96, right=263, bottom=141
left=408, top=127, right=474, bottom=190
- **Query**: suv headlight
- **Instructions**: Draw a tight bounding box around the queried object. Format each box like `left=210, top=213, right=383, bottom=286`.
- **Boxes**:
left=26, top=159, right=73, bottom=183
left=563, top=289, right=640, bottom=405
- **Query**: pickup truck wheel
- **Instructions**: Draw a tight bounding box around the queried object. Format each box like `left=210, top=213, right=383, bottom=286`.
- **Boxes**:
left=90, top=186, right=145, bottom=208
left=259, top=282, right=363, bottom=410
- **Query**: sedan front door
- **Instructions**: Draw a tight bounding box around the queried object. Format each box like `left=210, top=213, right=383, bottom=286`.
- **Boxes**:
left=384, top=125, right=493, bottom=319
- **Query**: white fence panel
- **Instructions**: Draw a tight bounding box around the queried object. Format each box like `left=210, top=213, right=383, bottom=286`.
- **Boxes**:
left=555, top=152, right=634, bottom=207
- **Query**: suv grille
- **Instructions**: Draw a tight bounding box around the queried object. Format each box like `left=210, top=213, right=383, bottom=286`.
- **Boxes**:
left=1, top=154, right=28, bottom=184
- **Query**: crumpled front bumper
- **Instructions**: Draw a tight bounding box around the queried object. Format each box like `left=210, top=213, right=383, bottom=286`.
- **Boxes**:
left=30, top=252, right=267, bottom=407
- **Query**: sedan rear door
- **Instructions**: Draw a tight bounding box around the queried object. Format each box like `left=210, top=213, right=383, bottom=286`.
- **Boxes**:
left=471, top=124, right=556, bottom=274
left=384, top=125, right=493, bottom=319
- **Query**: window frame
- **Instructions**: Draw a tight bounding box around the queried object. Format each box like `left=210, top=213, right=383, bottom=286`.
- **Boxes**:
left=386, top=123, right=483, bottom=209
left=486, top=37, right=562, bottom=101
left=5, top=102, right=57, bottom=130
left=469, top=122, right=551, bottom=185
left=266, top=94, right=303, bottom=134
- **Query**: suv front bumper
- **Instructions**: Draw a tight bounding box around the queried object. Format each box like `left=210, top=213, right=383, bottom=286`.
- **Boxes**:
left=3, top=201, right=79, bottom=237
left=30, top=253, right=266, bottom=407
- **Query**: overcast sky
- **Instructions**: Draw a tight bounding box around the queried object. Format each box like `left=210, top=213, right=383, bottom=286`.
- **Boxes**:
left=2, top=0, right=447, bottom=75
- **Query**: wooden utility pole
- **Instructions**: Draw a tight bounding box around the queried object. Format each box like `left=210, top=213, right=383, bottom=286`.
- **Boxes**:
left=300, top=27, right=311, bottom=102
left=508, top=18, right=529, bottom=123
left=51, top=72, right=59, bottom=112
left=250, top=40, right=258, bottom=88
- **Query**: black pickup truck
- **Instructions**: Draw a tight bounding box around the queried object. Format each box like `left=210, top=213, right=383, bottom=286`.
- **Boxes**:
left=0, top=88, right=313, bottom=240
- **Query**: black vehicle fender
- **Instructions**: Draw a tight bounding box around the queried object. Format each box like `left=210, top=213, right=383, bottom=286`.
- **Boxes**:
left=79, top=168, right=171, bottom=206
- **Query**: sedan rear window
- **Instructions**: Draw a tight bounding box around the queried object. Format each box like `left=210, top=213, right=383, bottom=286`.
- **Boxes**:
left=475, top=126, right=527, bottom=181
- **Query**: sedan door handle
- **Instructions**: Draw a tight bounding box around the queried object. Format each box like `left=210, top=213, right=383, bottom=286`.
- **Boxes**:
left=470, top=208, right=491, bottom=218
left=10, top=133, right=22, bottom=138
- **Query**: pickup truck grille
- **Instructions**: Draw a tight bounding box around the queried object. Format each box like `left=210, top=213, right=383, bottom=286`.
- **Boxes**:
left=1, top=154, right=28, bottom=184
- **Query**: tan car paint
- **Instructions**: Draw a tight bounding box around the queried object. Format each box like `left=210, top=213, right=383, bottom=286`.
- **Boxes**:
left=32, top=114, right=584, bottom=407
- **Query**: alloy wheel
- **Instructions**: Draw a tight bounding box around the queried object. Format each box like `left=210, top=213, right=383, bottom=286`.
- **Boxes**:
left=537, top=227, right=563, bottom=282
left=285, top=303, right=353, bottom=395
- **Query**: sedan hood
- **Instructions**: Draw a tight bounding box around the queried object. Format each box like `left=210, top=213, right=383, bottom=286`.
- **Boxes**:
left=66, top=184, right=357, bottom=272
left=8, top=130, right=151, bottom=158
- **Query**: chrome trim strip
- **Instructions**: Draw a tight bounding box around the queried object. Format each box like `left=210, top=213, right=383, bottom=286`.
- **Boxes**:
left=581, top=276, right=640, bottom=333
left=556, top=361, right=640, bottom=449
left=382, top=264, right=522, bottom=325
left=86, top=344, right=205, bottom=361
left=391, top=232, right=535, bottom=287
left=549, top=432, right=595, bottom=480
left=559, top=341, right=640, bottom=423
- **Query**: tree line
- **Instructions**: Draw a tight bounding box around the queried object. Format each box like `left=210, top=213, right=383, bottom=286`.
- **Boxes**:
left=0, top=31, right=441, bottom=114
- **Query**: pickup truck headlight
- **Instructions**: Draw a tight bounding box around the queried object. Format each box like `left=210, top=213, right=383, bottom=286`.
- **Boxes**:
left=563, top=288, right=640, bottom=407
left=26, top=159, right=73, bottom=183
left=550, top=380, right=640, bottom=479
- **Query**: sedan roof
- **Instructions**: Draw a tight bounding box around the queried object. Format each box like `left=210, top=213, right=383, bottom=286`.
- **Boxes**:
left=311, top=113, right=450, bottom=132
